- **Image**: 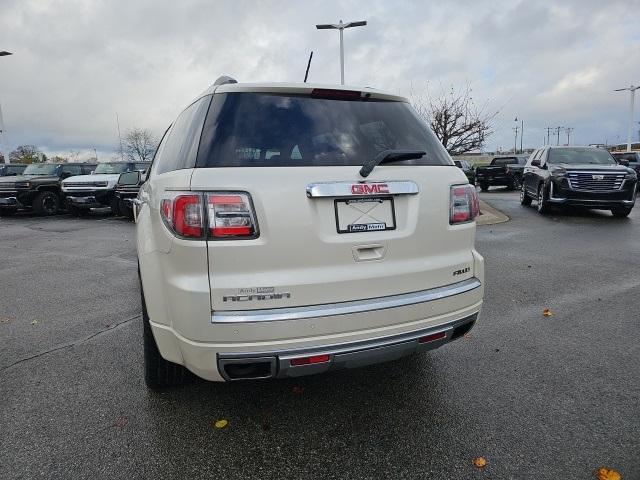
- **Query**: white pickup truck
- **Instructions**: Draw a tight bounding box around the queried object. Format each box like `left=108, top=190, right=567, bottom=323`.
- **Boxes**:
left=62, top=161, right=149, bottom=214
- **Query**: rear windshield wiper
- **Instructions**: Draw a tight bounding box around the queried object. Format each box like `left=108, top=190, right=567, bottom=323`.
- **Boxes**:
left=359, top=149, right=426, bottom=177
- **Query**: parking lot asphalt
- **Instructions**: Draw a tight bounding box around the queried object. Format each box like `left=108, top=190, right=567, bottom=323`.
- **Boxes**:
left=1, top=194, right=639, bottom=480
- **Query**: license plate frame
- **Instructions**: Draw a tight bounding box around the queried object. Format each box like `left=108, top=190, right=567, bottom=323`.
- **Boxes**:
left=334, top=196, right=396, bottom=234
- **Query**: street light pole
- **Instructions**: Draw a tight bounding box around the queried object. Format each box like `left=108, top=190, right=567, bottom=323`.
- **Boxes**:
left=316, top=20, right=367, bottom=85
left=614, top=85, right=640, bottom=152
left=0, top=50, right=13, bottom=165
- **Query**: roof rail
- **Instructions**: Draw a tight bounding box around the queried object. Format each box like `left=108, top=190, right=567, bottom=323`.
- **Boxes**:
left=213, top=75, right=238, bottom=86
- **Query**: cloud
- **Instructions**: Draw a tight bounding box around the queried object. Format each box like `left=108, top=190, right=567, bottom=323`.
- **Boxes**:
left=0, top=0, right=638, bottom=158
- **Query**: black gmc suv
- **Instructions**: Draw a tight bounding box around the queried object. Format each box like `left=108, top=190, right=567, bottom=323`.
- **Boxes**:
left=0, top=162, right=95, bottom=216
left=521, top=146, right=637, bottom=217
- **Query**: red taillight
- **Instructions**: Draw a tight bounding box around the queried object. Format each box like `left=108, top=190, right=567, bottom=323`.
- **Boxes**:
left=207, top=193, right=257, bottom=238
left=160, top=194, right=203, bottom=238
left=289, top=354, right=330, bottom=366
left=160, top=191, right=258, bottom=240
left=418, top=331, right=447, bottom=343
left=450, top=184, right=479, bottom=224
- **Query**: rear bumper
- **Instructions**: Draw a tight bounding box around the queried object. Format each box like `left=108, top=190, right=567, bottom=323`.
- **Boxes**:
left=149, top=277, right=483, bottom=382
left=476, top=175, right=513, bottom=186
left=217, top=313, right=477, bottom=381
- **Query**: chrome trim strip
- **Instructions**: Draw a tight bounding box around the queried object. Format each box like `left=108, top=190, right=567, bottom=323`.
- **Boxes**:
left=306, top=180, right=419, bottom=198
left=211, top=277, right=481, bottom=323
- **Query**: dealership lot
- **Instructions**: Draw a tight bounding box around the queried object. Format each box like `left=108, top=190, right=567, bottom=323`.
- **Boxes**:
left=1, top=193, right=639, bottom=479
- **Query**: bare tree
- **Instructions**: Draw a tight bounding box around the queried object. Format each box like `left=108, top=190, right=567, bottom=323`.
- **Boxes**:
left=411, top=84, right=497, bottom=155
left=122, top=128, right=157, bottom=162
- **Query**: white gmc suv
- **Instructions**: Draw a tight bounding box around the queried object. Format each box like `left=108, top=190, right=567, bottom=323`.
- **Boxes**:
left=136, top=77, right=484, bottom=388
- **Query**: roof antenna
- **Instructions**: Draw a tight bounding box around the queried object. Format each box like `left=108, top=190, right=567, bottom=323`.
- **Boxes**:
left=304, top=51, right=313, bottom=83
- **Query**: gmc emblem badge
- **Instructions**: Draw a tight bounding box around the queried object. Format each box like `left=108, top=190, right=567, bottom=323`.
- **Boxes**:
left=592, top=175, right=604, bottom=180
left=351, top=183, right=390, bottom=195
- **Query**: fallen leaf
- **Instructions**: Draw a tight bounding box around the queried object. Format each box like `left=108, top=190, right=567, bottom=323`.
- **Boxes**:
left=473, top=457, right=487, bottom=469
left=214, top=419, right=229, bottom=429
left=30, top=320, right=39, bottom=325
left=292, top=386, right=304, bottom=395
left=463, top=333, right=472, bottom=339
left=261, top=410, right=272, bottom=431
left=0, top=316, right=13, bottom=324
left=114, top=416, right=129, bottom=428
left=543, top=308, right=553, bottom=317
left=595, top=467, right=621, bottom=480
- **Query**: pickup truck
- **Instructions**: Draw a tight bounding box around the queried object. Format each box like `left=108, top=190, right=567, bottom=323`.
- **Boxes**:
left=475, top=156, right=528, bottom=191
left=114, top=170, right=147, bottom=219
left=0, top=162, right=95, bottom=216
left=61, top=161, right=149, bottom=215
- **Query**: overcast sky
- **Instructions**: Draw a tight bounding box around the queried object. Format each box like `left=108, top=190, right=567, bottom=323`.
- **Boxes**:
left=1, top=0, right=639, bottom=160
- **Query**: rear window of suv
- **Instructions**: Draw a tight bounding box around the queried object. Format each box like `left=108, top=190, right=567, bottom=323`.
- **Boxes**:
left=196, top=92, right=452, bottom=167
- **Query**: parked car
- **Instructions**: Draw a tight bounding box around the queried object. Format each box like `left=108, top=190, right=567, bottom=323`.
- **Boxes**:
left=0, top=163, right=95, bottom=216
left=61, top=161, right=150, bottom=215
left=454, top=160, right=476, bottom=185
left=135, top=77, right=485, bottom=388
left=521, top=146, right=637, bottom=217
left=0, top=164, right=27, bottom=177
left=611, top=151, right=640, bottom=176
left=475, top=155, right=528, bottom=191
left=115, top=170, right=147, bottom=219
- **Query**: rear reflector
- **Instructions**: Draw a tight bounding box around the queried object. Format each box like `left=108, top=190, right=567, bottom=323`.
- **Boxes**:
left=207, top=193, right=258, bottom=238
left=289, top=354, right=331, bottom=366
left=450, top=184, right=480, bottom=224
left=418, top=331, right=447, bottom=344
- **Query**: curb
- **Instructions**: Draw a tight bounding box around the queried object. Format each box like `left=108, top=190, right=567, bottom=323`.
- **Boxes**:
left=477, top=200, right=510, bottom=225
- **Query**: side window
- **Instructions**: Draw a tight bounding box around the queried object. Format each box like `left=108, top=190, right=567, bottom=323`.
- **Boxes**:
left=152, top=96, right=212, bottom=176
left=81, top=165, right=95, bottom=174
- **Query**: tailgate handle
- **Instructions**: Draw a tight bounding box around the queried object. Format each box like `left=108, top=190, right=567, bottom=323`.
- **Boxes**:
left=352, top=244, right=386, bottom=262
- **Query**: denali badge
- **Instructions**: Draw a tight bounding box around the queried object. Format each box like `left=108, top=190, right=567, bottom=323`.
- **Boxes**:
left=351, top=183, right=389, bottom=195
left=453, top=267, right=471, bottom=276
left=592, top=174, right=604, bottom=180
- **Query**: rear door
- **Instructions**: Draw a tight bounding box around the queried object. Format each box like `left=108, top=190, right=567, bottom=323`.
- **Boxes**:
left=191, top=89, right=478, bottom=312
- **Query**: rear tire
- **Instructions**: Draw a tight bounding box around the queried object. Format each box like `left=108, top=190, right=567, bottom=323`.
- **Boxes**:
left=520, top=184, right=532, bottom=206
left=611, top=206, right=632, bottom=218
left=479, top=182, right=489, bottom=192
left=141, top=281, right=191, bottom=390
left=0, top=208, right=16, bottom=217
left=33, top=191, right=60, bottom=216
left=537, top=184, right=550, bottom=214
left=511, top=176, right=522, bottom=191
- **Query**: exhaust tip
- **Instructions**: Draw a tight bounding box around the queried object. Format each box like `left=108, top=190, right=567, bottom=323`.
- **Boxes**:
left=219, top=357, right=277, bottom=381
